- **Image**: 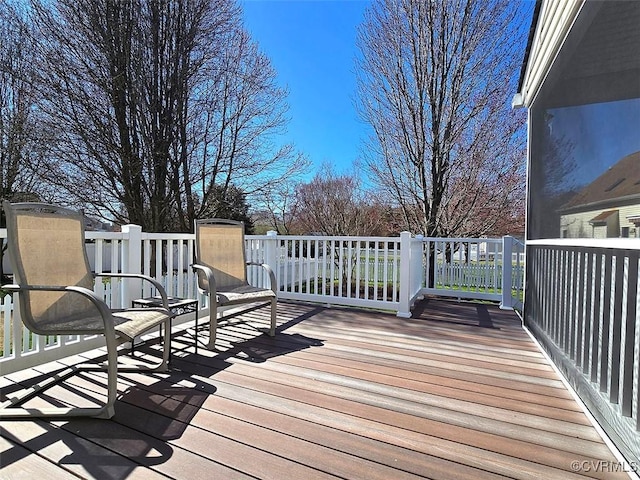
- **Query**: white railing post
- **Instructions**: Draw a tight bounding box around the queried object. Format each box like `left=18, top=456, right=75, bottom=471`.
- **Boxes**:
left=11, top=295, right=21, bottom=361
left=413, top=235, right=425, bottom=298
left=121, top=224, right=143, bottom=309
left=500, top=235, right=514, bottom=310
left=397, top=231, right=412, bottom=318
left=265, top=230, right=279, bottom=292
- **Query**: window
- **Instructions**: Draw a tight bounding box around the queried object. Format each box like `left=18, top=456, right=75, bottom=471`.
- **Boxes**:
left=527, top=1, right=640, bottom=240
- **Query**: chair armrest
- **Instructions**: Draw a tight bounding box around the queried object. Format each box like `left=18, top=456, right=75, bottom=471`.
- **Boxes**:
left=94, top=272, right=170, bottom=309
left=1, top=283, right=116, bottom=333
left=191, top=263, right=216, bottom=295
left=246, top=262, right=277, bottom=294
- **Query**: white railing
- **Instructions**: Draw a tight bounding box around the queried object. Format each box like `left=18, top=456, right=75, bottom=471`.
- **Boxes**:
left=525, top=238, right=640, bottom=466
left=0, top=227, right=523, bottom=374
left=268, top=234, right=403, bottom=312
left=86, top=226, right=200, bottom=308
left=419, top=236, right=525, bottom=308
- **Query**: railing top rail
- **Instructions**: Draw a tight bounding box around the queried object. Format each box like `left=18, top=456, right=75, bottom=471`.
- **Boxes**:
left=421, top=237, right=505, bottom=243
left=85, top=231, right=125, bottom=240
left=141, top=233, right=195, bottom=241
left=85, top=232, right=196, bottom=241
left=527, top=238, right=640, bottom=250
left=11, top=227, right=520, bottom=246
left=253, top=234, right=402, bottom=242
left=246, top=235, right=274, bottom=240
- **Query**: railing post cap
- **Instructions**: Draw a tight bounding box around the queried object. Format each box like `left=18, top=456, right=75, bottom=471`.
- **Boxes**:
left=267, top=230, right=278, bottom=237
left=121, top=224, right=142, bottom=233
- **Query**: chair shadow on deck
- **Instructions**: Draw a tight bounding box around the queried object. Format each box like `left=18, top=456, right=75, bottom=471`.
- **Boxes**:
left=1, top=304, right=325, bottom=478
left=1, top=419, right=176, bottom=480
left=0, top=340, right=213, bottom=479
left=0, top=366, right=191, bottom=479
left=171, top=303, right=325, bottom=365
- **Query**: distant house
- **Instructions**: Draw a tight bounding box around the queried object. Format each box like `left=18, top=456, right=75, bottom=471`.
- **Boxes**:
left=558, top=150, right=640, bottom=238
left=84, top=216, right=115, bottom=232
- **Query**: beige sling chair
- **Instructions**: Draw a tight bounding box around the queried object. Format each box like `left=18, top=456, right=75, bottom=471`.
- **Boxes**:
left=192, top=219, right=277, bottom=349
left=0, top=202, right=174, bottom=419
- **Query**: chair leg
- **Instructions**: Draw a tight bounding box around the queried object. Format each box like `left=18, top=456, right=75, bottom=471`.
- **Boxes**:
left=207, top=302, right=218, bottom=349
left=154, top=316, right=170, bottom=372
left=103, top=329, right=118, bottom=418
left=0, top=333, right=120, bottom=419
left=269, top=299, right=277, bottom=337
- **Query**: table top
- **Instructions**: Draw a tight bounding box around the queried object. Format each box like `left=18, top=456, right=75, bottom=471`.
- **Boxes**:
left=132, top=296, right=198, bottom=308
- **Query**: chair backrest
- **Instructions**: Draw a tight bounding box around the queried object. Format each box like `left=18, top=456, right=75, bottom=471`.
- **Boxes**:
left=3, top=201, right=96, bottom=334
left=194, top=219, right=248, bottom=292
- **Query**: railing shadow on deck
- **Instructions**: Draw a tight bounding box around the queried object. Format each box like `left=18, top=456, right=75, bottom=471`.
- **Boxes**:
left=411, top=298, right=504, bottom=330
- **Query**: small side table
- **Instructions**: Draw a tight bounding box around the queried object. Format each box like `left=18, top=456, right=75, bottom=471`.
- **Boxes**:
left=132, top=296, right=199, bottom=360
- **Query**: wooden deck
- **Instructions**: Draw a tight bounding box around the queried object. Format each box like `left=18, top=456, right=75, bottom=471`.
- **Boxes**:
left=0, top=299, right=631, bottom=479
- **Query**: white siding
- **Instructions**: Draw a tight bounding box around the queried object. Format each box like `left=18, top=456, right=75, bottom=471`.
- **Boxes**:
left=519, top=0, right=583, bottom=107
left=560, top=204, right=640, bottom=239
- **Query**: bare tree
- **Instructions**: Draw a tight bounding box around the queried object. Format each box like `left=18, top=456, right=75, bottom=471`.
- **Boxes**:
left=292, top=163, right=389, bottom=236
left=356, top=0, right=528, bottom=238
left=289, top=164, right=391, bottom=296
left=260, top=180, right=302, bottom=234
left=0, top=2, right=47, bottom=206
left=183, top=25, right=309, bottom=232
left=26, top=0, right=305, bottom=232
left=0, top=1, right=52, bottom=280
left=25, top=0, right=219, bottom=229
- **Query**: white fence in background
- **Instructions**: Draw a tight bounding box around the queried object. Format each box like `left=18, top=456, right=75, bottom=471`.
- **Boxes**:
left=423, top=237, right=525, bottom=306
left=0, top=226, right=524, bottom=374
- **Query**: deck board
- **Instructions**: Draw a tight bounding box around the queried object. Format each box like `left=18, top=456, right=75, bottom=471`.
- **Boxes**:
left=0, top=298, right=632, bottom=479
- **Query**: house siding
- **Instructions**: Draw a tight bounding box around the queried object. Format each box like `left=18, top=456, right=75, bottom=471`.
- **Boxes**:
left=561, top=205, right=640, bottom=239
left=519, top=0, right=583, bottom=107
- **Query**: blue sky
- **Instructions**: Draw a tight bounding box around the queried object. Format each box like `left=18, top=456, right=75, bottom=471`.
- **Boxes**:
left=241, top=0, right=370, bottom=176
left=550, top=99, right=640, bottom=189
